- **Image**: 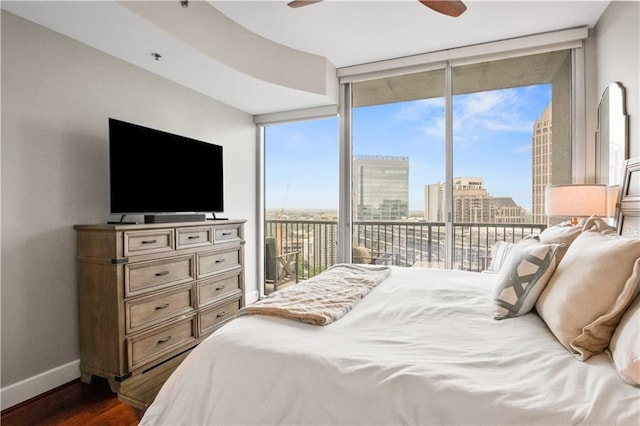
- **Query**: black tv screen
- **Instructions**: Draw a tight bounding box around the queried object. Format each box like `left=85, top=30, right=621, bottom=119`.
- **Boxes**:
left=109, top=118, right=224, bottom=214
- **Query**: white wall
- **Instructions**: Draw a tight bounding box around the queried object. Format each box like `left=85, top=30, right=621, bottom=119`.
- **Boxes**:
left=1, top=10, right=257, bottom=409
left=593, top=1, right=639, bottom=158
left=1, top=0, right=639, bottom=413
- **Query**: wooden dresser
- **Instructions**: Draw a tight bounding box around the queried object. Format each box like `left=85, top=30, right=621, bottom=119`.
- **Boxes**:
left=74, top=220, right=246, bottom=415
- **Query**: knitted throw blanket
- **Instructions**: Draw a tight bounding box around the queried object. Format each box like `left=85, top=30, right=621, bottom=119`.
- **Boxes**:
left=238, top=263, right=392, bottom=325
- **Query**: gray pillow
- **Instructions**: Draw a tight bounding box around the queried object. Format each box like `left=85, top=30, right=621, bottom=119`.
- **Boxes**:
left=493, top=237, right=560, bottom=320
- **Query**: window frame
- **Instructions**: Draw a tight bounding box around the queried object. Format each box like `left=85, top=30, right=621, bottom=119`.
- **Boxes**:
left=256, top=27, right=589, bottom=285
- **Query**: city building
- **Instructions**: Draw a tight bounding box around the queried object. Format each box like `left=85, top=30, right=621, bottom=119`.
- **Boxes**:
left=424, top=177, right=526, bottom=223
left=353, top=155, right=409, bottom=220
left=532, top=103, right=553, bottom=224
left=493, top=197, right=527, bottom=224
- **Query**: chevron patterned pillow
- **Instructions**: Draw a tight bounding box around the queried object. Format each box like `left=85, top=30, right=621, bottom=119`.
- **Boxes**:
left=493, top=237, right=560, bottom=320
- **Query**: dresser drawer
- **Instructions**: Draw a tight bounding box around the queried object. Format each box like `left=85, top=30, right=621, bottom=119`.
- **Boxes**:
left=126, top=284, right=196, bottom=334
left=198, top=298, right=241, bottom=336
left=197, top=249, right=240, bottom=279
left=176, top=226, right=213, bottom=250
left=125, top=255, right=194, bottom=297
left=214, top=226, right=241, bottom=244
left=198, top=271, right=241, bottom=308
left=124, top=229, right=174, bottom=257
left=127, top=315, right=196, bottom=371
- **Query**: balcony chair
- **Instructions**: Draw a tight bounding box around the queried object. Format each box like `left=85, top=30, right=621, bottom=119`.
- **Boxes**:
left=265, top=237, right=300, bottom=294
left=352, top=246, right=393, bottom=265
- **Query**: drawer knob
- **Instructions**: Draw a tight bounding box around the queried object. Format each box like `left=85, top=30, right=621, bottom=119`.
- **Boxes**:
left=157, top=336, right=172, bottom=344
left=155, top=303, right=170, bottom=310
left=141, top=239, right=157, bottom=244
left=221, top=232, right=232, bottom=236
left=216, top=311, right=227, bottom=318
left=214, top=259, right=226, bottom=264
left=215, top=285, right=226, bottom=291
left=188, top=235, right=200, bottom=240
left=155, top=271, right=170, bottom=277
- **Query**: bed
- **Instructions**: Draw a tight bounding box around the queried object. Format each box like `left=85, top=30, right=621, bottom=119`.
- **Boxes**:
left=140, top=164, right=640, bottom=425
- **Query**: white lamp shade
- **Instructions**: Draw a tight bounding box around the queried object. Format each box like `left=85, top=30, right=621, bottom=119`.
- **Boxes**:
left=545, top=184, right=607, bottom=217
left=607, top=185, right=620, bottom=217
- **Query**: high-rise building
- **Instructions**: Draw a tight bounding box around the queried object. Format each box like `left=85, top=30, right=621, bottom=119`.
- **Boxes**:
left=532, top=103, right=552, bottom=224
left=424, top=183, right=445, bottom=222
left=493, top=197, right=527, bottom=224
left=424, top=177, right=526, bottom=223
left=353, top=155, right=409, bottom=220
left=451, top=177, right=494, bottom=223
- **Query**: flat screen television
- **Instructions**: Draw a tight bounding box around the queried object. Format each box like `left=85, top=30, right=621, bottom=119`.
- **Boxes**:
left=109, top=118, right=224, bottom=219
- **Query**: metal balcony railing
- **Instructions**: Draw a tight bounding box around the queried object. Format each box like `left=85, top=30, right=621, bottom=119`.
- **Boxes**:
left=265, top=219, right=546, bottom=282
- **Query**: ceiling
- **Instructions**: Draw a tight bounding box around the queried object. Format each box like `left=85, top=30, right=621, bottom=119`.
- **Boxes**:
left=2, top=1, right=610, bottom=116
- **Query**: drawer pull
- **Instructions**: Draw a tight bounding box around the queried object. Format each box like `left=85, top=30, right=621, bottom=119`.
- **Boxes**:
left=188, top=235, right=200, bottom=240
left=215, top=259, right=226, bottom=264
left=155, top=271, right=170, bottom=277
left=155, top=303, right=170, bottom=310
left=157, top=336, right=172, bottom=344
left=141, top=239, right=157, bottom=244
left=215, top=285, right=226, bottom=291
left=221, top=232, right=232, bottom=236
left=216, top=312, right=227, bottom=318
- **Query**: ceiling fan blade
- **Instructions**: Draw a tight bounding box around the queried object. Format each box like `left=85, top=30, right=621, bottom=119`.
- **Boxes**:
left=418, top=0, right=467, bottom=17
left=287, top=0, right=323, bottom=8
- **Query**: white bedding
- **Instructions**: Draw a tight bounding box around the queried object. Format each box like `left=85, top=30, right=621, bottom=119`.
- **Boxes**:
left=141, top=267, right=640, bottom=425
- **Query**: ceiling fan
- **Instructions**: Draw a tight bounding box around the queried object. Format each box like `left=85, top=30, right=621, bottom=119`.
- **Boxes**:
left=287, top=0, right=467, bottom=18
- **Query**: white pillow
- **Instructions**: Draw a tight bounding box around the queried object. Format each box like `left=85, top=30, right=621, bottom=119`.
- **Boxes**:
left=538, top=223, right=582, bottom=265
left=487, top=241, right=515, bottom=273
left=609, top=294, right=640, bottom=386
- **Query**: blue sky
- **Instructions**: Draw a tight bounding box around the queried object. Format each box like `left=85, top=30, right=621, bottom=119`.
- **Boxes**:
left=265, top=84, right=551, bottom=212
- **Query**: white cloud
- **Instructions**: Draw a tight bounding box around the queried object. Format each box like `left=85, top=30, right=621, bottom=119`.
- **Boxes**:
left=396, top=87, right=547, bottom=145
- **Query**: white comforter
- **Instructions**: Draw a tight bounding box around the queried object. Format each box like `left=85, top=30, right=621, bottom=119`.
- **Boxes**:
left=141, top=267, right=640, bottom=425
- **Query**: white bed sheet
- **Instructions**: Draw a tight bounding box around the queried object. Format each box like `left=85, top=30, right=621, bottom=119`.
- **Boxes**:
left=141, top=267, right=640, bottom=425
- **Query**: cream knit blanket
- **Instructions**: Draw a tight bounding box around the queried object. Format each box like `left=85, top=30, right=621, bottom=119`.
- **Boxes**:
left=238, top=263, right=392, bottom=325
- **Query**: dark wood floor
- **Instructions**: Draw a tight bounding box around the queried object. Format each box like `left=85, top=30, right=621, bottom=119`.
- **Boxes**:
left=0, top=378, right=139, bottom=426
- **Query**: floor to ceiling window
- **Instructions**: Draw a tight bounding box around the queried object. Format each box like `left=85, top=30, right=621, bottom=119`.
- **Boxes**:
left=260, top=40, right=581, bottom=294
left=349, top=50, right=572, bottom=270
left=263, top=118, right=338, bottom=294
left=448, top=50, right=572, bottom=270
left=351, top=69, right=446, bottom=267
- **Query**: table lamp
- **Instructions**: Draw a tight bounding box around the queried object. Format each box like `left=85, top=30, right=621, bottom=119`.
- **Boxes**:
left=545, top=184, right=608, bottom=225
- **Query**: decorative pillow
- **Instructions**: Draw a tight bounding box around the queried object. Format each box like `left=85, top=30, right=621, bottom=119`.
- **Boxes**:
left=582, top=214, right=617, bottom=235
left=487, top=241, right=515, bottom=273
left=609, top=294, right=640, bottom=386
left=538, top=222, right=582, bottom=265
left=353, top=246, right=372, bottom=264
left=492, top=237, right=560, bottom=320
left=536, top=230, right=640, bottom=361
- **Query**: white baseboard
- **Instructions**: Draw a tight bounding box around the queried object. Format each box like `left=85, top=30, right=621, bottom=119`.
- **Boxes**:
left=1, top=359, right=80, bottom=411
left=1, top=292, right=260, bottom=411
left=246, top=290, right=259, bottom=305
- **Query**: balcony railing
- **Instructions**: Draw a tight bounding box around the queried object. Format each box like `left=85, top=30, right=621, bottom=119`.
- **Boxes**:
left=265, top=219, right=546, bottom=282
